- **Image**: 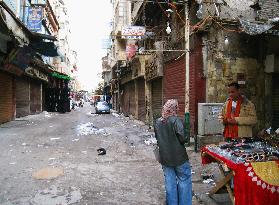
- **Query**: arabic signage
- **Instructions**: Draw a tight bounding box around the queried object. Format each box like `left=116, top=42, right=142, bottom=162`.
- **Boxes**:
left=2, top=47, right=35, bottom=76
left=122, top=26, right=146, bottom=39
left=25, top=67, right=49, bottom=82
left=27, top=7, right=43, bottom=31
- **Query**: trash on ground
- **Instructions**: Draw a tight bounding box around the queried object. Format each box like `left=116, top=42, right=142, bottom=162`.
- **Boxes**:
left=144, top=137, right=157, bottom=145
left=50, top=137, right=61, bottom=141
left=30, top=185, right=82, bottom=205
left=81, top=151, right=87, bottom=154
left=202, top=179, right=215, bottom=184
left=76, top=122, right=107, bottom=136
left=97, top=148, right=106, bottom=155
left=72, top=138, right=80, bottom=142
left=9, top=162, right=16, bottom=165
left=32, top=167, right=64, bottom=180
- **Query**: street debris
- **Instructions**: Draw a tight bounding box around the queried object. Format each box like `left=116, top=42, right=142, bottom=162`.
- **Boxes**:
left=32, top=167, right=64, bottom=180
left=202, top=178, right=215, bottom=184
left=50, top=137, right=61, bottom=141
left=97, top=148, right=106, bottom=155
left=81, top=151, right=87, bottom=154
left=9, top=162, right=16, bottom=165
left=144, top=137, right=157, bottom=145
left=72, top=138, right=80, bottom=142
left=30, top=185, right=82, bottom=205
left=76, top=122, right=108, bottom=136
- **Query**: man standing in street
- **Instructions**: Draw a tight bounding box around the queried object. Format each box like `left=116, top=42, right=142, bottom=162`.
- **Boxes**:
left=154, top=99, right=192, bottom=205
left=219, top=82, right=257, bottom=140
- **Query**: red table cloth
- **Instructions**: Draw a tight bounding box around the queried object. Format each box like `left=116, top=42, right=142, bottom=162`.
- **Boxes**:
left=201, top=146, right=279, bottom=205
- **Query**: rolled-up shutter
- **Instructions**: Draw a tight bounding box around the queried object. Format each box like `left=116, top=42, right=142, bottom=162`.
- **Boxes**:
left=152, top=78, right=162, bottom=120
left=0, top=71, right=14, bottom=124
left=15, top=77, right=30, bottom=117
left=163, top=57, right=185, bottom=118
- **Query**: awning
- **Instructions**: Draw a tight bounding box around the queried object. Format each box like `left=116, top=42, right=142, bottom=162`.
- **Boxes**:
left=30, top=41, right=59, bottom=57
left=51, top=72, right=72, bottom=81
left=240, top=19, right=274, bottom=35
left=31, top=32, right=57, bottom=41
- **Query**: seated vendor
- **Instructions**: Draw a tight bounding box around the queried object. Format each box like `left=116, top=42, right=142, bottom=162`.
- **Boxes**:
left=219, top=82, right=257, bottom=140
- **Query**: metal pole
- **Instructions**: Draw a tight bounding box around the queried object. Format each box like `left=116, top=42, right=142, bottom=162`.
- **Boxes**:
left=184, top=1, right=190, bottom=145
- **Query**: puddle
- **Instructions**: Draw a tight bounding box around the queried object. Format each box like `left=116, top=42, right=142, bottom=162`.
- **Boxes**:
left=32, top=167, right=64, bottom=180
left=31, top=185, right=82, bottom=205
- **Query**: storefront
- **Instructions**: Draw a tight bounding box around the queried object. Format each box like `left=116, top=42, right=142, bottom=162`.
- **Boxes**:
left=272, top=74, right=279, bottom=128
left=0, top=71, right=14, bottom=124
left=30, top=79, right=42, bottom=114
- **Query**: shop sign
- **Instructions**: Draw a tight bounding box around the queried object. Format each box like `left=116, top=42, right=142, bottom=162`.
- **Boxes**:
left=27, top=7, right=43, bottom=31
left=25, top=67, right=48, bottom=82
left=122, top=26, right=145, bottom=39
left=30, top=0, right=47, bottom=6
left=2, top=47, right=34, bottom=76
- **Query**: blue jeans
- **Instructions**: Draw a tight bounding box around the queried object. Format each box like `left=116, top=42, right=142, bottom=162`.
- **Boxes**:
left=162, top=161, right=192, bottom=205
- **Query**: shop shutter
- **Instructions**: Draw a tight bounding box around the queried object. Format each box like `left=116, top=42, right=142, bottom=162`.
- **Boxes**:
left=0, top=71, right=14, bottom=124
left=121, top=81, right=135, bottom=116
left=163, top=57, right=185, bottom=118
left=138, top=78, right=146, bottom=121
left=272, top=75, right=279, bottom=128
left=121, top=84, right=129, bottom=116
left=15, top=77, right=30, bottom=117
left=152, top=78, right=162, bottom=121
left=30, top=80, right=42, bottom=114
left=129, top=81, right=136, bottom=116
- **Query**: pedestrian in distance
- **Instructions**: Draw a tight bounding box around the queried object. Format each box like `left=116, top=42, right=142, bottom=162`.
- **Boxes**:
left=154, top=99, right=192, bottom=205
left=218, top=82, right=257, bottom=140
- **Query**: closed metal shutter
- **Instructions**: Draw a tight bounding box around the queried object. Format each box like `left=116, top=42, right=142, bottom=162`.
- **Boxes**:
left=163, top=57, right=185, bottom=118
left=0, top=71, right=14, bottom=124
left=121, top=81, right=135, bottom=116
left=15, top=77, right=30, bottom=117
left=138, top=78, right=146, bottom=121
left=30, top=80, right=42, bottom=114
left=152, top=78, right=162, bottom=120
left=121, top=84, right=129, bottom=116
left=129, top=81, right=136, bottom=116
left=272, top=75, right=279, bottom=128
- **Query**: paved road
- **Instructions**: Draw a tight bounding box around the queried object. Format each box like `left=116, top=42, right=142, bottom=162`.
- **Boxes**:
left=0, top=103, right=207, bottom=205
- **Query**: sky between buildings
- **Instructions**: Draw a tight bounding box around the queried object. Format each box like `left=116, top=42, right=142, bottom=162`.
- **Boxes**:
left=66, top=0, right=112, bottom=92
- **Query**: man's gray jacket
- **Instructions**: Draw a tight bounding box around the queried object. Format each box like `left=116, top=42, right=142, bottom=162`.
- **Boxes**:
left=154, top=116, right=189, bottom=166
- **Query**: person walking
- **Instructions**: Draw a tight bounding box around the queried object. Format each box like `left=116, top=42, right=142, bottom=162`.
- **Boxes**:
left=154, top=99, right=192, bottom=205
left=218, top=82, right=257, bottom=140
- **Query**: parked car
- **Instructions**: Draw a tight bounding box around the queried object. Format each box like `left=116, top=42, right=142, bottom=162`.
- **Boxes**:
left=95, top=101, right=110, bottom=114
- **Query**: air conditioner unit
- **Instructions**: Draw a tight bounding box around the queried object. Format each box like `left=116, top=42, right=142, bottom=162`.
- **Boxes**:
left=198, top=103, right=224, bottom=136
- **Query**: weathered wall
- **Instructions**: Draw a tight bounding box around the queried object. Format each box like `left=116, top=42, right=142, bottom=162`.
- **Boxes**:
left=258, top=0, right=279, bottom=20
left=204, top=27, right=266, bottom=130
left=199, top=0, right=256, bottom=20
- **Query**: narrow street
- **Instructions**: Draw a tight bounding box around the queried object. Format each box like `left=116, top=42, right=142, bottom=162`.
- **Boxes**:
left=0, top=103, right=210, bottom=205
